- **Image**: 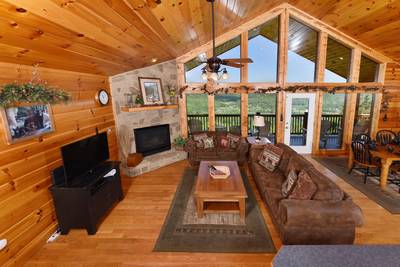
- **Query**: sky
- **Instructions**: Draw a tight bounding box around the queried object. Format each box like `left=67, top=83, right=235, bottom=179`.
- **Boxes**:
left=185, top=36, right=347, bottom=83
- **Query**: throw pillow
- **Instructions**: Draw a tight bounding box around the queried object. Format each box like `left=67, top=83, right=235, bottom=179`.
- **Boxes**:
left=282, top=169, right=298, bottom=197
left=203, top=137, right=214, bottom=149
left=289, top=170, right=317, bottom=200
left=258, top=145, right=284, bottom=172
left=193, top=133, right=207, bottom=148
left=219, top=136, right=230, bottom=149
left=227, top=133, right=240, bottom=149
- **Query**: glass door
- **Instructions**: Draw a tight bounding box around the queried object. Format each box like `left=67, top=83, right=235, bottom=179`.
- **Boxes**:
left=284, top=93, right=316, bottom=153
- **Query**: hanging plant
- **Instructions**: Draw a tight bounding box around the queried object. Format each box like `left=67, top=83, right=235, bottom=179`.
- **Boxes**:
left=0, top=82, right=71, bottom=107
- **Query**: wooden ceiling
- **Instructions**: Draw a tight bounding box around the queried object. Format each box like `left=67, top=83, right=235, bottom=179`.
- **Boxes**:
left=0, top=0, right=399, bottom=76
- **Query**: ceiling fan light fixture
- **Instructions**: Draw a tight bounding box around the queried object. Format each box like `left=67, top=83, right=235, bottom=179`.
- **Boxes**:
left=209, top=72, right=218, bottom=81
left=201, top=69, right=208, bottom=80
left=221, top=69, right=229, bottom=80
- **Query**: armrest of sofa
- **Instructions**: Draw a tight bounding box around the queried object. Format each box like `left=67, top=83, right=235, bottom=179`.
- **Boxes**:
left=185, top=138, right=196, bottom=153
left=278, top=199, right=363, bottom=228
left=236, top=138, right=249, bottom=161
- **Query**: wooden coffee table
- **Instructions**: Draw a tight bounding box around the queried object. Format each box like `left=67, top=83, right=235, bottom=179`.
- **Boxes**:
left=194, top=161, right=248, bottom=219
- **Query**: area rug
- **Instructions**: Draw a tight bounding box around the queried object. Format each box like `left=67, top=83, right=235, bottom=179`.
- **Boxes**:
left=153, top=169, right=276, bottom=253
left=313, top=156, right=400, bottom=214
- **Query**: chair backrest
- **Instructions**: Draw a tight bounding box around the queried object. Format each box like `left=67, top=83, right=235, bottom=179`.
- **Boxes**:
left=351, top=141, right=372, bottom=165
left=188, top=119, right=203, bottom=133
left=320, top=120, right=331, bottom=137
left=376, top=130, right=396, bottom=145
left=353, top=134, right=371, bottom=143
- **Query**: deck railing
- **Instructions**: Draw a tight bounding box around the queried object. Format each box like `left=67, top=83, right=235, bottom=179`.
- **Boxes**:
left=187, top=114, right=346, bottom=135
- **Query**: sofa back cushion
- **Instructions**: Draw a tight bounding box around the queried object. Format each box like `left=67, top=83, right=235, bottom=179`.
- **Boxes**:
left=307, top=169, right=344, bottom=201
left=276, top=143, right=297, bottom=172
left=284, top=155, right=313, bottom=177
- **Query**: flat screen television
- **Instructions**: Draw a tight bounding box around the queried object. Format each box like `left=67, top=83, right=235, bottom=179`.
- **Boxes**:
left=61, top=132, right=109, bottom=183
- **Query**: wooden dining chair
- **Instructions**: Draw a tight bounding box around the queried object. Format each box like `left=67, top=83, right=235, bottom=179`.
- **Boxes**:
left=349, top=141, right=380, bottom=184
left=376, top=130, right=396, bottom=145
left=353, top=134, right=371, bottom=144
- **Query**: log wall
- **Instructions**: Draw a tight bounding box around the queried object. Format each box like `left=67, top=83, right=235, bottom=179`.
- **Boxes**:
left=379, top=63, right=400, bottom=132
left=0, top=62, right=118, bottom=266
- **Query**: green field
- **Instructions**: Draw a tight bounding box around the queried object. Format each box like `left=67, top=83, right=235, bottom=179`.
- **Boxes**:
left=186, top=93, right=373, bottom=115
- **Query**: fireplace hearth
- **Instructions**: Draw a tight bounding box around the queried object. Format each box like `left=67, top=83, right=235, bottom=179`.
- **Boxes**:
left=134, top=124, right=171, bottom=156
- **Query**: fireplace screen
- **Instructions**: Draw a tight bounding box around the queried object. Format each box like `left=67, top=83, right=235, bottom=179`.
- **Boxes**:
left=134, top=124, right=171, bottom=156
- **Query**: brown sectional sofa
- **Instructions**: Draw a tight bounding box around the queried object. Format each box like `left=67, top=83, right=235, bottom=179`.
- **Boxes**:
left=185, top=131, right=249, bottom=168
left=249, top=143, right=363, bottom=245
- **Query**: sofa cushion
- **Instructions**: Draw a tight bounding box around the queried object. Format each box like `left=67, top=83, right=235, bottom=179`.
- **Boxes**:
left=219, top=135, right=230, bottom=150
left=227, top=133, right=240, bottom=149
left=258, top=145, right=283, bottom=172
left=203, top=137, right=214, bottom=149
left=193, top=133, right=207, bottom=148
left=289, top=169, right=317, bottom=200
left=307, top=169, right=344, bottom=202
left=196, top=149, right=217, bottom=159
left=282, top=169, right=298, bottom=197
left=252, top=163, right=285, bottom=193
left=284, top=155, right=313, bottom=177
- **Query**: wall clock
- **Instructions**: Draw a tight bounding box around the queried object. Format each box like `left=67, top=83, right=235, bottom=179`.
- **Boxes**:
left=96, top=89, right=109, bottom=106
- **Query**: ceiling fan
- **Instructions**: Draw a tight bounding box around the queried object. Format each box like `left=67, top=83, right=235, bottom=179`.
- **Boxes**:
left=201, top=0, right=253, bottom=81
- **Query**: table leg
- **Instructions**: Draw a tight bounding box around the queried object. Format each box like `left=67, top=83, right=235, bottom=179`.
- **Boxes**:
left=347, top=145, right=354, bottom=171
left=380, top=159, right=392, bottom=190
left=239, top=199, right=246, bottom=219
left=196, top=197, right=204, bottom=218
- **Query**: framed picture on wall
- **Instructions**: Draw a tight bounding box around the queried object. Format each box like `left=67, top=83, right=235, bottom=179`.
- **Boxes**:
left=0, top=103, right=55, bottom=144
left=138, top=77, right=164, bottom=105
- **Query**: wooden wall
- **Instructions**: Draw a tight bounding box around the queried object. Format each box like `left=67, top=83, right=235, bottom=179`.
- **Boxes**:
left=0, top=62, right=118, bottom=266
left=378, top=63, right=400, bottom=132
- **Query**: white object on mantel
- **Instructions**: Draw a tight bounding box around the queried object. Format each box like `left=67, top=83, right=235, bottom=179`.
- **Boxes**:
left=104, top=169, right=116, bottom=177
left=210, top=166, right=230, bottom=179
left=0, top=239, right=7, bottom=251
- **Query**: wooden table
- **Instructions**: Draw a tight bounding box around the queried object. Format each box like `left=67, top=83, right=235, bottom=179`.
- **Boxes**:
left=194, top=161, right=248, bottom=219
left=348, top=145, right=400, bottom=189
left=246, top=136, right=271, bottom=145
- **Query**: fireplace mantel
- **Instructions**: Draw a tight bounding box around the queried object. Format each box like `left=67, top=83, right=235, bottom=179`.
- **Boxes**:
left=120, top=105, right=178, bottom=112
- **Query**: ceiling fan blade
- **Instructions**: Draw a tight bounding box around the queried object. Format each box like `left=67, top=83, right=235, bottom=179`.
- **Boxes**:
left=223, top=62, right=244, bottom=68
left=222, top=58, right=254, bottom=63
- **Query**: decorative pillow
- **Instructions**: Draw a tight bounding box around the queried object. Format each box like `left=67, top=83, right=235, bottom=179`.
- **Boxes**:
left=289, top=170, right=317, bottom=200
left=258, top=145, right=284, bottom=172
left=193, top=133, right=207, bottom=148
left=227, top=133, right=240, bottom=149
left=282, top=169, right=298, bottom=197
left=202, top=137, right=214, bottom=149
left=219, top=136, right=230, bottom=149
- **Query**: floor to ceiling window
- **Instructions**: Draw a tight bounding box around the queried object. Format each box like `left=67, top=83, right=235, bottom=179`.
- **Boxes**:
left=319, top=93, right=346, bottom=149
left=324, top=38, right=351, bottom=82
left=248, top=93, right=277, bottom=143
left=287, top=18, right=318, bottom=83
left=214, top=94, right=241, bottom=134
left=248, top=17, right=279, bottom=82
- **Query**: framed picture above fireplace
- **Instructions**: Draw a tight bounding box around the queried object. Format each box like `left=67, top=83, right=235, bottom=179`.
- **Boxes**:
left=138, top=77, right=164, bottom=105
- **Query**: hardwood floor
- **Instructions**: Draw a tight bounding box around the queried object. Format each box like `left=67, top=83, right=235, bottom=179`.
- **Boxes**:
left=25, top=158, right=400, bottom=266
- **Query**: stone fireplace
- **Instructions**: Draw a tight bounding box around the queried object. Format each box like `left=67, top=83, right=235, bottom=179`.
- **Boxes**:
left=110, top=60, right=186, bottom=176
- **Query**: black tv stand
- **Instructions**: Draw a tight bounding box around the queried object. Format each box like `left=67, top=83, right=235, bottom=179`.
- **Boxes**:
left=50, top=161, right=123, bottom=235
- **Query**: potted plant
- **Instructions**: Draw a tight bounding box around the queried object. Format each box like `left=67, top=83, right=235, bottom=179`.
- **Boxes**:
left=135, top=95, right=144, bottom=107
left=173, top=135, right=187, bottom=151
